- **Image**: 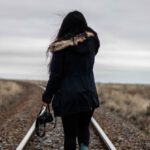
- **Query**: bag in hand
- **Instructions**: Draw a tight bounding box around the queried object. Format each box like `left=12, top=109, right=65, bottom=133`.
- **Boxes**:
left=35, top=104, right=53, bottom=137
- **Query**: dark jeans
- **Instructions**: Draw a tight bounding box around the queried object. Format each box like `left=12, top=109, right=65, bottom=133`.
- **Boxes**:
left=61, top=109, right=94, bottom=150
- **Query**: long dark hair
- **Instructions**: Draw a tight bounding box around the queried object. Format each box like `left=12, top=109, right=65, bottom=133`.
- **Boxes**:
left=46, top=11, right=88, bottom=55
left=56, top=11, right=88, bottom=39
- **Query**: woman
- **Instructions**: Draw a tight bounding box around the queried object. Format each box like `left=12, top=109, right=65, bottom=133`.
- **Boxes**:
left=42, top=10, right=100, bottom=150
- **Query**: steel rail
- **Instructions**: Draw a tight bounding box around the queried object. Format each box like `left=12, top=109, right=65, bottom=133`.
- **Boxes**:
left=16, top=85, right=117, bottom=150
left=16, top=106, right=46, bottom=150
left=91, top=117, right=117, bottom=150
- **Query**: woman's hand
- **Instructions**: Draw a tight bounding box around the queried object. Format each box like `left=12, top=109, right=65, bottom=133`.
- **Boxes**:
left=42, top=93, right=51, bottom=104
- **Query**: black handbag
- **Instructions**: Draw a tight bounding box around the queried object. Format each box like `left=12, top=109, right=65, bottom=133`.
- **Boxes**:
left=35, top=104, right=54, bottom=137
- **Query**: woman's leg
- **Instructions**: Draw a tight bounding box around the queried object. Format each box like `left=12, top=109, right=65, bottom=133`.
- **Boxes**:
left=61, top=114, right=78, bottom=150
left=77, top=109, right=94, bottom=149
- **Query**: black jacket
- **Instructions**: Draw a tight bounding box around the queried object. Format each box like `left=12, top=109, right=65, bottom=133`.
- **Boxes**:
left=42, top=28, right=100, bottom=116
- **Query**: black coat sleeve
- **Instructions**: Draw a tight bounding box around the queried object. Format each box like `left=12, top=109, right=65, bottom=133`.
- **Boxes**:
left=94, top=33, right=100, bottom=55
left=87, top=27, right=100, bottom=55
left=42, top=51, right=64, bottom=103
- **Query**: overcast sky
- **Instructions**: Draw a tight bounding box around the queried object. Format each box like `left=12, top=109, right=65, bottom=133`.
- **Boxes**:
left=0, top=0, right=150, bottom=84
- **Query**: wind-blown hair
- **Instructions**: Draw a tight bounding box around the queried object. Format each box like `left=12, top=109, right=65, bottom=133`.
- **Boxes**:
left=56, top=11, right=88, bottom=39
left=47, top=11, right=88, bottom=53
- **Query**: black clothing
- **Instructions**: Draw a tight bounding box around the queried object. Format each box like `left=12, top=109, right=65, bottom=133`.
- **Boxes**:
left=61, top=110, right=94, bottom=150
left=42, top=28, right=100, bottom=116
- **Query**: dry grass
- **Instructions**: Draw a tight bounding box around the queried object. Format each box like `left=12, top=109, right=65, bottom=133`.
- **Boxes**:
left=0, top=80, right=22, bottom=96
left=96, top=83, right=150, bottom=135
left=0, top=80, right=23, bottom=110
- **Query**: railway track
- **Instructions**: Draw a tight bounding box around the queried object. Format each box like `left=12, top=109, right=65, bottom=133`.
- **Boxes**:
left=16, top=86, right=116, bottom=150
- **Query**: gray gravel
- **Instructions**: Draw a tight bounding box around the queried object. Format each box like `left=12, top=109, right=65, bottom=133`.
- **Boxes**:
left=26, top=117, right=105, bottom=150
left=94, top=107, right=150, bottom=150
